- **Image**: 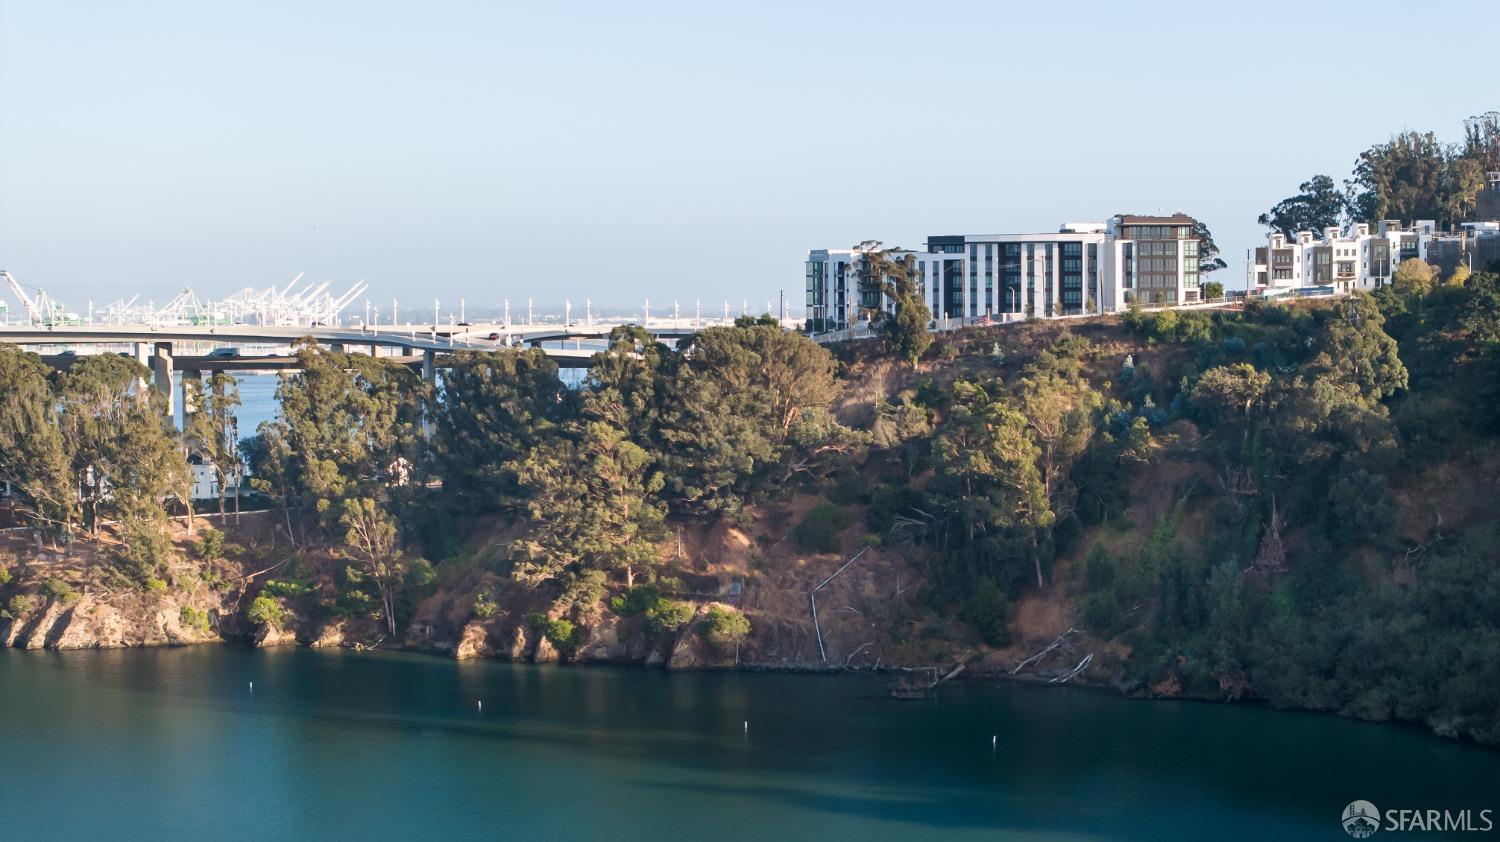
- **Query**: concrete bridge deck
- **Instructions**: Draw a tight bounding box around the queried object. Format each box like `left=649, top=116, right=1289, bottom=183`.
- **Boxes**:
left=3, top=323, right=618, bottom=418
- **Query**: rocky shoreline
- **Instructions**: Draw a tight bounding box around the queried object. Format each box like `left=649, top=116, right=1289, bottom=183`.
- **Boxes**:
left=0, top=589, right=765, bottom=673
left=0, top=583, right=1125, bottom=710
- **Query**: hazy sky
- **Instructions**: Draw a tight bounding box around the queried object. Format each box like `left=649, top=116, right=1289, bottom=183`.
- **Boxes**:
left=1, top=1, right=1495, bottom=314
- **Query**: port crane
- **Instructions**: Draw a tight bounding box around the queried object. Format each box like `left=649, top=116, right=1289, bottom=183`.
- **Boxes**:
left=3, top=270, right=79, bottom=326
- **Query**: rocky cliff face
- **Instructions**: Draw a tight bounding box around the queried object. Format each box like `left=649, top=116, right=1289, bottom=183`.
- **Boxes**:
left=1, top=571, right=750, bottom=674
left=0, top=589, right=240, bottom=650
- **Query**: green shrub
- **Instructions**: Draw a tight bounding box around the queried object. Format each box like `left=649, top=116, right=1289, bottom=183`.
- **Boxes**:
left=1081, top=590, right=1125, bottom=637
left=646, top=599, right=695, bottom=635
left=471, top=590, right=498, bottom=619
left=262, top=578, right=316, bottom=602
left=559, top=569, right=606, bottom=615
left=111, top=518, right=178, bottom=591
left=180, top=606, right=211, bottom=633
left=1148, top=309, right=1180, bottom=343
left=247, top=594, right=283, bottom=628
left=827, top=467, right=870, bottom=505
left=1085, top=544, right=1115, bottom=591
left=792, top=501, right=852, bottom=553
left=42, top=578, right=80, bottom=605
left=1175, top=312, right=1213, bottom=345
left=609, top=585, right=662, bottom=617
left=197, top=568, right=226, bottom=592
left=0, top=567, right=12, bottom=586
left=527, top=613, right=578, bottom=650
left=335, top=566, right=378, bottom=618
left=961, top=578, right=1012, bottom=647
left=196, top=528, right=225, bottom=560
left=697, top=606, right=750, bottom=650
left=3, top=593, right=37, bottom=620
left=398, top=557, right=440, bottom=625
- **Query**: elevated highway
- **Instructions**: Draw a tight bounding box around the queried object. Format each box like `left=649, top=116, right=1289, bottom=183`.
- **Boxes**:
left=1, top=321, right=672, bottom=417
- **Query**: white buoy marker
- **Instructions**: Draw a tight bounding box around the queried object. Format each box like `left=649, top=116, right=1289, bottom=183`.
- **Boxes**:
left=249, top=681, right=254, bottom=692
left=477, top=700, right=483, bottom=712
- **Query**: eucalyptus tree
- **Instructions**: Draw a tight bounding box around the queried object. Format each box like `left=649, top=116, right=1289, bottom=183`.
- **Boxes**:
left=54, top=354, right=186, bottom=536
left=513, top=326, right=670, bottom=590
left=185, top=372, right=242, bottom=518
left=269, top=341, right=427, bottom=538
left=339, top=495, right=404, bottom=636
left=856, top=242, right=932, bottom=366
left=928, top=379, right=1051, bottom=592
left=1258, top=175, right=1348, bottom=239
left=1193, top=363, right=1271, bottom=450
left=431, top=347, right=566, bottom=515
left=656, top=324, right=844, bottom=514
left=1193, top=221, right=1229, bottom=274
left=1346, top=131, right=1482, bottom=227
left=1014, top=350, right=1104, bottom=531
left=514, top=421, right=667, bottom=590
left=0, top=343, right=74, bottom=538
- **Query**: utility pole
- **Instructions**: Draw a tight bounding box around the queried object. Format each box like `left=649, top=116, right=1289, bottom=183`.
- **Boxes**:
left=644, top=298, right=651, bottom=326
left=565, top=298, right=572, bottom=326
left=586, top=297, right=592, bottom=325
left=695, top=299, right=701, bottom=327
left=392, top=298, right=398, bottom=327
left=779, top=289, right=786, bottom=322
left=527, top=297, right=533, bottom=325
left=460, top=298, right=466, bottom=324
left=504, top=299, right=510, bottom=328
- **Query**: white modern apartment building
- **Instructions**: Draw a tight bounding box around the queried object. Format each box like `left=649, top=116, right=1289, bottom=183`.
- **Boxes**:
left=1247, top=220, right=1439, bottom=293
left=806, top=213, right=1206, bottom=332
left=1247, top=174, right=1500, bottom=293
left=804, top=248, right=962, bottom=333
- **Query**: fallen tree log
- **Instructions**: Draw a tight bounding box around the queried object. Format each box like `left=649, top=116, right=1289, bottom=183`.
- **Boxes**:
left=1010, top=627, right=1078, bottom=676
left=1049, top=652, right=1093, bottom=684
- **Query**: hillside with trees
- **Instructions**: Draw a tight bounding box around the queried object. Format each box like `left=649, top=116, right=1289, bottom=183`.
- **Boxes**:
left=1261, top=112, right=1500, bottom=235
left=2, top=273, right=1499, bottom=746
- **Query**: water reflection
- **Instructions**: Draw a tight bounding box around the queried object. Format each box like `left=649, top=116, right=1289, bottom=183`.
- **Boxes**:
left=1, top=646, right=1494, bottom=840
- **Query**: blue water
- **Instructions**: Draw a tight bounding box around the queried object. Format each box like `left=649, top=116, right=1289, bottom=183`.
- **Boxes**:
left=172, top=372, right=280, bottom=438
left=230, top=372, right=279, bottom=436
left=0, top=646, right=1494, bottom=840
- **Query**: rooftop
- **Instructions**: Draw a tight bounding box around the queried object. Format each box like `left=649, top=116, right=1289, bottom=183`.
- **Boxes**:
left=1117, top=213, right=1196, bottom=225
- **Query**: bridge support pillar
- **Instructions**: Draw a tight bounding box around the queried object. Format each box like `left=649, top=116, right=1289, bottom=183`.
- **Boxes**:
left=132, top=342, right=151, bottom=395
left=151, top=342, right=175, bottom=419
left=330, top=342, right=346, bottom=354
left=369, top=343, right=379, bottom=358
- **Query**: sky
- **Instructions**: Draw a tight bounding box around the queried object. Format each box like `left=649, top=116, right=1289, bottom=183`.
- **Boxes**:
left=1, top=0, right=1496, bottom=316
